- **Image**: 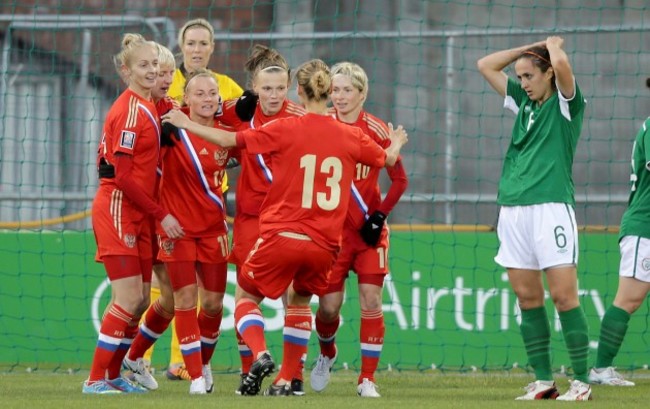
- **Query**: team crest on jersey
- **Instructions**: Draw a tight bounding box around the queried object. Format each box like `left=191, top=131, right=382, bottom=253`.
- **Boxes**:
left=123, top=234, right=136, bottom=248
left=214, top=149, right=228, bottom=166
left=161, top=239, right=175, bottom=255
left=642, top=258, right=650, bottom=271
left=120, top=130, right=136, bottom=149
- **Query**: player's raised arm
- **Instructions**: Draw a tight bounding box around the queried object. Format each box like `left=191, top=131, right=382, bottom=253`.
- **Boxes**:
left=545, top=36, right=575, bottom=99
left=477, top=40, right=547, bottom=97
left=162, top=108, right=237, bottom=148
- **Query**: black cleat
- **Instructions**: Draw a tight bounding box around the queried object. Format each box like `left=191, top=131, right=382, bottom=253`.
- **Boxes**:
left=235, top=373, right=247, bottom=395
left=264, top=383, right=292, bottom=396
left=291, top=378, right=305, bottom=396
left=240, top=353, right=275, bottom=396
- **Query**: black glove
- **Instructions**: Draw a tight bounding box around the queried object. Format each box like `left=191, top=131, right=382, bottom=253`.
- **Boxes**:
left=226, top=157, right=240, bottom=169
left=359, top=211, right=386, bottom=247
left=235, top=90, right=258, bottom=121
left=160, top=111, right=180, bottom=147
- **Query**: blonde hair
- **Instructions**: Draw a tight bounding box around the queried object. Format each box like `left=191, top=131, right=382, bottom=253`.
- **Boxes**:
left=244, top=44, right=290, bottom=88
left=155, top=43, right=176, bottom=69
left=295, top=59, right=331, bottom=103
left=113, top=33, right=157, bottom=84
left=178, top=18, right=214, bottom=49
left=183, top=67, right=217, bottom=95
left=331, top=62, right=368, bottom=97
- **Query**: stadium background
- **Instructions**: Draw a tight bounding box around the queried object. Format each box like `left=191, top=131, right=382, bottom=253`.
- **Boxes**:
left=1, top=0, right=649, bottom=374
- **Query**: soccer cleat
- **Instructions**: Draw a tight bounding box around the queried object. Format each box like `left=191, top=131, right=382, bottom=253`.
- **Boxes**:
left=589, top=367, right=635, bottom=386
left=514, top=380, right=559, bottom=400
left=357, top=378, right=381, bottom=397
left=556, top=380, right=593, bottom=401
left=166, top=364, right=191, bottom=381
left=108, top=376, right=148, bottom=393
left=291, top=378, right=305, bottom=396
left=189, top=376, right=207, bottom=395
left=235, top=373, right=247, bottom=395
left=82, top=379, right=122, bottom=394
left=122, top=357, right=159, bottom=390
left=239, top=352, right=275, bottom=396
left=202, top=364, right=214, bottom=393
left=310, top=353, right=336, bottom=392
left=264, top=383, right=292, bottom=396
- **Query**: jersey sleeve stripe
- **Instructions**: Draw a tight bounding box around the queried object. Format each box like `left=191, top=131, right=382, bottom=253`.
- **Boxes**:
left=126, top=96, right=138, bottom=129
left=366, top=116, right=389, bottom=139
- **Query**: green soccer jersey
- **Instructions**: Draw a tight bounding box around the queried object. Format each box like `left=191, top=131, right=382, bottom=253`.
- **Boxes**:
left=497, top=77, right=586, bottom=206
left=620, top=117, right=650, bottom=239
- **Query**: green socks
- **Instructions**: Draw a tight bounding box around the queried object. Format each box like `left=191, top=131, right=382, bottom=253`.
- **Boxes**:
left=559, top=307, right=590, bottom=383
left=520, top=306, right=553, bottom=381
left=595, top=305, right=631, bottom=368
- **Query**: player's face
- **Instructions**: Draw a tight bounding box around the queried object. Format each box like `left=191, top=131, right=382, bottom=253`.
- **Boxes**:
left=182, top=27, right=214, bottom=73
left=125, top=45, right=159, bottom=95
left=331, top=74, right=365, bottom=117
left=151, top=64, right=175, bottom=100
left=514, top=58, right=554, bottom=103
left=185, top=76, right=220, bottom=119
left=253, top=70, right=289, bottom=116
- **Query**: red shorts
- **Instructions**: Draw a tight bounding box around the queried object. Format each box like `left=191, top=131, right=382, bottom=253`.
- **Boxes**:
left=157, top=233, right=230, bottom=264
left=229, top=213, right=259, bottom=266
left=326, top=226, right=389, bottom=293
left=239, top=232, right=336, bottom=300
left=92, top=188, right=152, bottom=261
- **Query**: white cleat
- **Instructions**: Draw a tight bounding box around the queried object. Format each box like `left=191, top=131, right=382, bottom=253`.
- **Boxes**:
left=190, top=376, right=207, bottom=395
left=122, top=357, right=159, bottom=390
left=556, top=380, right=592, bottom=401
left=310, top=353, right=336, bottom=392
left=514, top=380, right=559, bottom=400
left=357, top=378, right=381, bottom=398
left=589, top=367, right=635, bottom=386
left=202, top=364, right=214, bottom=393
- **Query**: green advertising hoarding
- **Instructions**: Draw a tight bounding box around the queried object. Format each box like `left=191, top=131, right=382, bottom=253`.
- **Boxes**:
left=0, top=230, right=648, bottom=372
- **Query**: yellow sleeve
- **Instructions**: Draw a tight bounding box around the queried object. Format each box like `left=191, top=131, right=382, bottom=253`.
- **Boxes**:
left=168, top=69, right=186, bottom=104
left=215, top=73, right=244, bottom=100
left=221, top=172, right=229, bottom=192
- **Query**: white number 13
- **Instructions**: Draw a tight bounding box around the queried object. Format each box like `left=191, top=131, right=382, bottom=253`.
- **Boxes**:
left=300, top=154, right=343, bottom=210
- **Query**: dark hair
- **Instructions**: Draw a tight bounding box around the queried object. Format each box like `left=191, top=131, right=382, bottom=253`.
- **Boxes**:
left=244, top=44, right=291, bottom=88
left=519, top=46, right=556, bottom=89
left=646, top=77, right=650, bottom=89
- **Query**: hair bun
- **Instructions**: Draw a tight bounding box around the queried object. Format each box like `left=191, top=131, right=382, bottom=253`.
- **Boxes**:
left=646, top=77, right=650, bottom=89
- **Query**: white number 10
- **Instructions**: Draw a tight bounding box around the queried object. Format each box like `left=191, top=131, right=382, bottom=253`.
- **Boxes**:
left=300, top=154, right=343, bottom=210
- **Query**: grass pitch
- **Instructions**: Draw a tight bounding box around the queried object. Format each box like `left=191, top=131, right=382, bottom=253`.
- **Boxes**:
left=2, top=370, right=650, bottom=409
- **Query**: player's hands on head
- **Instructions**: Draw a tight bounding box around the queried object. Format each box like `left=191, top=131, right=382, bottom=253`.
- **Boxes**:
left=545, top=36, right=564, bottom=49
left=360, top=211, right=386, bottom=247
left=235, top=90, right=259, bottom=121
left=161, top=214, right=184, bottom=239
left=161, top=108, right=191, bottom=129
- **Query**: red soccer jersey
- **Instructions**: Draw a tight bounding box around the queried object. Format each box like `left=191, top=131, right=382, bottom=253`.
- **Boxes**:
left=97, top=88, right=160, bottom=204
left=222, top=99, right=306, bottom=216
left=236, top=113, right=386, bottom=251
left=155, top=96, right=176, bottom=116
left=340, top=110, right=406, bottom=229
left=158, top=121, right=232, bottom=237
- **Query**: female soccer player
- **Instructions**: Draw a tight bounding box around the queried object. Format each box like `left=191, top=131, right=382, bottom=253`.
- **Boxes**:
left=154, top=69, right=233, bottom=394
left=310, top=62, right=408, bottom=398
left=83, top=33, right=183, bottom=394
left=162, top=58, right=408, bottom=397
left=122, top=43, right=178, bottom=389
left=589, top=114, right=650, bottom=387
left=219, top=44, right=306, bottom=394
left=165, top=18, right=243, bottom=380
left=477, top=37, right=590, bottom=401
left=168, top=18, right=242, bottom=104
